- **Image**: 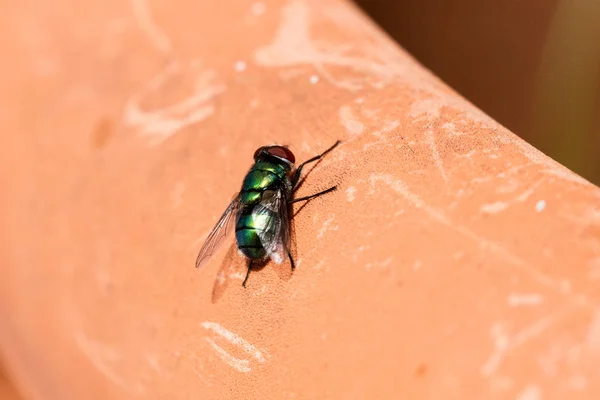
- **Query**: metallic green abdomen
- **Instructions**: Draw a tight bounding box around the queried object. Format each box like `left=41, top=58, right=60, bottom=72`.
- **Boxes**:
left=235, top=228, right=265, bottom=259
left=236, top=161, right=289, bottom=260
left=235, top=209, right=270, bottom=259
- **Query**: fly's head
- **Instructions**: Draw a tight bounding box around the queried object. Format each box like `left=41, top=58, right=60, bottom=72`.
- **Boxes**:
left=253, top=145, right=295, bottom=169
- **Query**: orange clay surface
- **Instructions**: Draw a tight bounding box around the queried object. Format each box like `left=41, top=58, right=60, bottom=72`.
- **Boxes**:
left=2, top=0, right=600, bottom=399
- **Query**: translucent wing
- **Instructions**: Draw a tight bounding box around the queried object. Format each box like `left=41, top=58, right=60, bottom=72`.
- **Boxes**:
left=195, top=193, right=242, bottom=269
left=253, top=189, right=291, bottom=264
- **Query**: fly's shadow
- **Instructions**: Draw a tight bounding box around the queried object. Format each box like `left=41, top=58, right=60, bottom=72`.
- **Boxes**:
left=211, top=244, right=243, bottom=303
left=211, top=239, right=296, bottom=303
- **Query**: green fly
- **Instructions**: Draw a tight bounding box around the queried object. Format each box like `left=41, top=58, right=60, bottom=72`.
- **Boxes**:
left=195, top=140, right=340, bottom=287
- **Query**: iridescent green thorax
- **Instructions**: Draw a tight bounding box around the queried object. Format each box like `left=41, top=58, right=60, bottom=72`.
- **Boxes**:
left=235, top=160, right=291, bottom=260
left=239, top=160, right=291, bottom=205
left=235, top=158, right=292, bottom=260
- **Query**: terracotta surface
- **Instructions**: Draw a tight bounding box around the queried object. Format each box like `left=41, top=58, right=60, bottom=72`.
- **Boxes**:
left=2, top=0, right=600, bottom=399
left=0, top=364, right=23, bottom=400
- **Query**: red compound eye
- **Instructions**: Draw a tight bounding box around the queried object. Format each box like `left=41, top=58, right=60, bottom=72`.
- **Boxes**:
left=253, top=147, right=264, bottom=159
left=267, top=146, right=295, bottom=164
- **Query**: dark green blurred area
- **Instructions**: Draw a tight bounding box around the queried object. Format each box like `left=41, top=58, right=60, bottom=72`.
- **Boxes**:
left=356, top=0, right=600, bottom=185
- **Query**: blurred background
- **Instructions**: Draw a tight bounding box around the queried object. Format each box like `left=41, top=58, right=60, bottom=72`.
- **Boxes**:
left=355, top=0, right=600, bottom=184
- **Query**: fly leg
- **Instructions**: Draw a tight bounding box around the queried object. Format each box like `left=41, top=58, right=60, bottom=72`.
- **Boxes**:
left=288, top=250, right=295, bottom=270
left=291, top=140, right=340, bottom=190
left=289, top=186, right=337, bottom=204
left=242, top=259, right=253, bottom=287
